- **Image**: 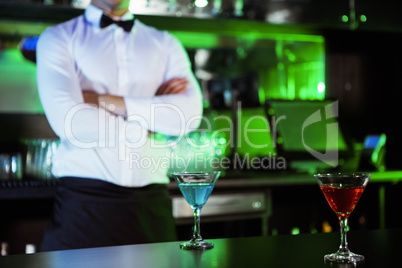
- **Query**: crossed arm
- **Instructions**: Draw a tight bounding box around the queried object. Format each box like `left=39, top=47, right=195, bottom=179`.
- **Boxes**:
left=37, top=26, right=202, bottom=140
left=83, top=77, right=190, bottom=117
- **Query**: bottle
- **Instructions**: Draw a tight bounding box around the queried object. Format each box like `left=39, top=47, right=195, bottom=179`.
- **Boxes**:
left=25, top=244, right=36, bottom=254
left=1, top=241, right=9, bottom=256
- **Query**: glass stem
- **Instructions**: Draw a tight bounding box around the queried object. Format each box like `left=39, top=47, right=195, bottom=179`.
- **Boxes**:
left=193, top=208, right=202, bottom=240
left=338, top=216, right=350, bottom=253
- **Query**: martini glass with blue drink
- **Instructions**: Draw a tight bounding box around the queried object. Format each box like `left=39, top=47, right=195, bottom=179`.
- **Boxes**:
left=172, top=171, right=221, bottom=250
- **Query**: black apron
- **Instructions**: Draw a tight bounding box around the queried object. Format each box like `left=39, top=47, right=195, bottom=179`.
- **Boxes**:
left=41, top=177, right=177, bottom=251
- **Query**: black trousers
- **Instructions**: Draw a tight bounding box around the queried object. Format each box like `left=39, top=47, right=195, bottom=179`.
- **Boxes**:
left=41, top=177, right=177, bottom=252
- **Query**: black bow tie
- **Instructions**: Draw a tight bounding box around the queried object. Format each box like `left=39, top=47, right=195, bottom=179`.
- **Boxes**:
left=100, top=14, right=135, bottom=32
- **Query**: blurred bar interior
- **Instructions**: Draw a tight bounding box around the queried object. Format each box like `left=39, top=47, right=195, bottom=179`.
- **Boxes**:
left=1, top=0, right=402, bottom=255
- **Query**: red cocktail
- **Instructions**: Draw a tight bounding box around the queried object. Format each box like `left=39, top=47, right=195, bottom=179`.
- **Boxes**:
left=315, top=173, right=370, bottom=264
left=320, top=185, right=365, bottom=218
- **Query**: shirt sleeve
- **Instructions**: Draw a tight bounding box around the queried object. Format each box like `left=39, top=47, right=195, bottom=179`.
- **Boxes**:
left=123, top=32, right=203, bottom=137
left=36, top=25, right=145, bottom=146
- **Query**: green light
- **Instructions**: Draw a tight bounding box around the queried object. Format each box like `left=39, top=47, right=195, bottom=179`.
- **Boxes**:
left=167, top=16, right=325, bottom=101
left=285, top=61, right=325, bottom=101
left=379, top=185, right=386, bottom=229
left=360, top=15, right=367, bottom=23
left=342, top=15, right=349, bottom=23
left=195, top=0, right=208, bottom=8
left=215, top=148, right=223, bottom=156
left=371, top=133, right=387, bottom=164
left=258, top=87, right=265, bottom=106
left=272, top=228, right=279, bottom=236
left=291, top=227, right=300, bottom=235
left=236, top=108, right=276, bottom=158
left=170, top=23, right=324, bottom=49
left=172, top=32, right=219, bottom=48
left=317, top=82, right=325, bottom=94
left=0, top=48, right=44, bottom=113
left=218, top=137, right=226, bottom=145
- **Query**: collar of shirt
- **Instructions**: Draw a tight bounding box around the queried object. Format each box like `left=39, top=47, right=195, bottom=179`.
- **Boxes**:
left=85, top=4, right=135, bottom=30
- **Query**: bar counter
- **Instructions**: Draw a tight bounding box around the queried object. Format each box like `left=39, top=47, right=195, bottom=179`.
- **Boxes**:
left=0, top=229, right=400, bottom=268
left=2, top=170, right=402, bottom=199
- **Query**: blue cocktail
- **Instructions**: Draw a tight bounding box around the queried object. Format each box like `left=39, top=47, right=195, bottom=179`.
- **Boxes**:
left=172, top=171, right=220, bottom=250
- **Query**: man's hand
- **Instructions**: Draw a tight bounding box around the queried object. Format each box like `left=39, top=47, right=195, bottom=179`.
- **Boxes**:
left=81, top=77, right=188, bottom=119
left=155, top=78, right=188, bottom=96
left=98, top=94, right=127, bottom=118
left=82, top=90, right=99, bottom=107
left=82, top=90, right=126, bottom=117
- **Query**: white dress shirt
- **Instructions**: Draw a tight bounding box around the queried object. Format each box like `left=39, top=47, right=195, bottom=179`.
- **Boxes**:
left=36, top=5, right=203, bottom=187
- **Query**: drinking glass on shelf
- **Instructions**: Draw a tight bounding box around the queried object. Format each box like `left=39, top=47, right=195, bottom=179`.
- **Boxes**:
left=24, top=139, right=59, bottom=180
left=0, top=153, right=22, bottom=180
left=315, top=173, right=371, bottom=264
left=172, top=171, right=221, bottom=250
left=0, top=154, right=11, bottom=180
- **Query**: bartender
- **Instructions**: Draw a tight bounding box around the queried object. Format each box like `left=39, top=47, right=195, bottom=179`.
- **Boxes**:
left=36, top=0, right=203, bottom=251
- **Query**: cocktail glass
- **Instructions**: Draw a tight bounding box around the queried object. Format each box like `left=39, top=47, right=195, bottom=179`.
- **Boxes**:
left=315, top=173, right=370, bottom=264
left=172, top=171, right=221, bottom=250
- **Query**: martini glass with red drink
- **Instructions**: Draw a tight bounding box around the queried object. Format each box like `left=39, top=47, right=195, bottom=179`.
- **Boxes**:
left=315, top=173, right=371, bottom=264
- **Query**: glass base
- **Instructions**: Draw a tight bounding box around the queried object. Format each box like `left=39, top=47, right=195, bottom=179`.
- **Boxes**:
left=180, top=238, right=214, bottom=250
left=324, top=250, right=365, bottom=264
